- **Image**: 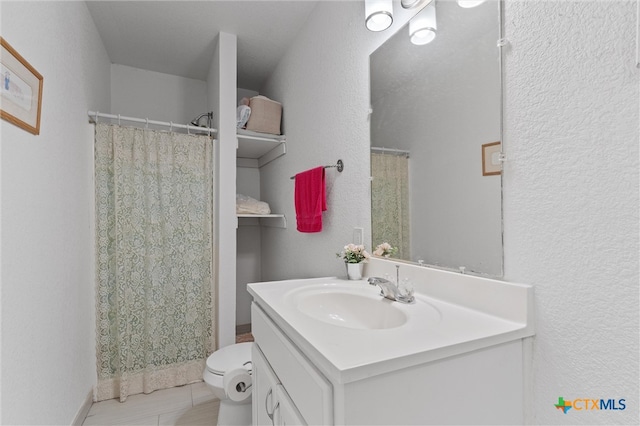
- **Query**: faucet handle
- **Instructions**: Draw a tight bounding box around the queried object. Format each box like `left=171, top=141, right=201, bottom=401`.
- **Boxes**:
left=397, top=278, right=415, bottom=303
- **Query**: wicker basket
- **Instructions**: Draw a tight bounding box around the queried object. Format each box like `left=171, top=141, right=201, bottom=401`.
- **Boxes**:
left=246, top=96, right=282, bottom=135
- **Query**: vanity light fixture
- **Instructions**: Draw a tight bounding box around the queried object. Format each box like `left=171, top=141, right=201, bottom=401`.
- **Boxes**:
left=457, top=0, right=487, bottom=8
left=365, top=0, right=393, bottom=32
left=409, top=2, right=437, bottom=45
left=401, top=0, right=432, bottom=9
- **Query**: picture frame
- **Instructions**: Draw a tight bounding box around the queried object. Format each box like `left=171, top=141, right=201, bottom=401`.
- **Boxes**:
left=1, top=37, right=43, bottom=135
left=482, top=141, right=502, bottom=176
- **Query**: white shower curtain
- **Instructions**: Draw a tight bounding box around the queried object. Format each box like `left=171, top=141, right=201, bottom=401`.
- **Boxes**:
left=94, top=123, right=215, bottom=402
left=371, top=152, right=410, bottom=259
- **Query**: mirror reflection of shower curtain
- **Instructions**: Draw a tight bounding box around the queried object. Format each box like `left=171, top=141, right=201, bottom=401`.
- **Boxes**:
left=94, top=123, right=215, bottom=402
left=371, top=151, right=410, bottom=259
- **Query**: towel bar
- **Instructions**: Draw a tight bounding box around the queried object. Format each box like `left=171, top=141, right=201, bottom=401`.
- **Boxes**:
left=290, top=159, right=343, bottom=180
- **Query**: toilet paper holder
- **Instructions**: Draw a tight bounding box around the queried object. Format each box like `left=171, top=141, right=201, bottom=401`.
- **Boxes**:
left=237, top=361, right=253, bottom=391
left=236, top=381, right=252, bottom=393
left=224, top=364, right=253, bottom=400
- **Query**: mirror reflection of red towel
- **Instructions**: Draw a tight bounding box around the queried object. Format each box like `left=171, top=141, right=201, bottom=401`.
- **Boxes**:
left=294, top=166, right=326, bottom=233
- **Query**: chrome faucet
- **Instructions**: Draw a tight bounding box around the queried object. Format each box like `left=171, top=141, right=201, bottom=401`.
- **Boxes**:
left=367, top=277, right=399, bottom=300
left=367, top=266, right=414, bottom=304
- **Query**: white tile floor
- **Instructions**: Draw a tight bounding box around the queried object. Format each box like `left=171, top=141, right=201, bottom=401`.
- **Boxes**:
left=82, top=382, right=219, bottom=426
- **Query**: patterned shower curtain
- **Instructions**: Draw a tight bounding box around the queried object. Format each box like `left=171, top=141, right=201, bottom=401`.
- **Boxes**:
left=94, top=123, right=215, bottom=402
left=371, top=151, right=410, bottom=259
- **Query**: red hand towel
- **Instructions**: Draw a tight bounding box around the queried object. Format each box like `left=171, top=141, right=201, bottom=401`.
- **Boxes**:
left=294, top=166, right=326, bottom=233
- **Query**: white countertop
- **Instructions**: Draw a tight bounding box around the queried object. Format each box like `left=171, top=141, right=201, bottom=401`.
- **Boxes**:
left=248, top=275, right=534, bottom=384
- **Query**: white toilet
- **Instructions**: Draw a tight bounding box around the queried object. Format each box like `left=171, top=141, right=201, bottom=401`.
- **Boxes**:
left=203, top=342, right=253, bottom=426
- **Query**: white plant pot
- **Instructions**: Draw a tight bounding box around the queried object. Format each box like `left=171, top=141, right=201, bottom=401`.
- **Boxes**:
left=345, top=262, right=364, bottom=280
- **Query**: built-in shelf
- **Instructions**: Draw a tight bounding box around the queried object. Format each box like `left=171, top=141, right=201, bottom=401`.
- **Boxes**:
left=237, top=130, right=286, bottom=168
left=236, top=131, right=286, bottom=228
left=237, top=214, right=287, bottom=228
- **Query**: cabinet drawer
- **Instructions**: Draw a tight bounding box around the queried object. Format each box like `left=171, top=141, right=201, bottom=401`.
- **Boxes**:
left=252, top=303, right=333, bottom=425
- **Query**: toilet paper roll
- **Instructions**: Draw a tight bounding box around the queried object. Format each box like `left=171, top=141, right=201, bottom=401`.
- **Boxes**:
left=223, top=368, right=252, bottom=402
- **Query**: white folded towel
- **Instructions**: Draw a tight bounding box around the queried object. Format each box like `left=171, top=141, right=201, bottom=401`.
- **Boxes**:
left=236, top=194, right=271, bottom=215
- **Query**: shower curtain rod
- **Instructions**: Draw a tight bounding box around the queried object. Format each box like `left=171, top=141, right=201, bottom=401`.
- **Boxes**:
left=371, top=146, right=410, bottom=157
left=87, top=111, right=218, bottom=135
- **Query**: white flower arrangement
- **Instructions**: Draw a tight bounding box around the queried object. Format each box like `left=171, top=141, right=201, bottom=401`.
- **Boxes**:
left=336, top=243, right=370, bottom=264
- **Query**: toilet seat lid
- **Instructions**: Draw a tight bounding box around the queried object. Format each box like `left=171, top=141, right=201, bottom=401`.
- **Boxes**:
left=206, top=342, right=252, bottom=375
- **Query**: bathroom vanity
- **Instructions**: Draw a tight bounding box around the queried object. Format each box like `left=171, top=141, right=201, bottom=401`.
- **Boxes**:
left=248, top=260, right=534, bottom=425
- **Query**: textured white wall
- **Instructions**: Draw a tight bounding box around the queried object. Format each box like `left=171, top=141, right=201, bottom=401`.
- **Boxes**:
left=110, top=64, right=207, bottom=125
left=259, top=0, right=414, bottom=281
left=502, top=1, right=639, bottom=424
left=0, top=1, right=111, bottom=424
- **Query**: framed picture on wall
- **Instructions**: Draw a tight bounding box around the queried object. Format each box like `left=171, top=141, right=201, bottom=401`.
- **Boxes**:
left=482, top=141, right=502, bottom=176
left=1, top=37, right=43, bottom=135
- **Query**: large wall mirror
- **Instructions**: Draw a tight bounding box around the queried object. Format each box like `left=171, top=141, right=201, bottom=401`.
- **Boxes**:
left=370, top=0, right=503, bottom=276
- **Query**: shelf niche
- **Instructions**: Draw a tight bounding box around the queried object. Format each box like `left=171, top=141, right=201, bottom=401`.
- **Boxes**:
left=237, top=130, right=286, bottom=168
left=236, top=130, right=286, bottom=228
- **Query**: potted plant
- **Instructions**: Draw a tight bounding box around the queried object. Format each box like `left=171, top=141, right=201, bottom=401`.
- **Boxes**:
left=336, top=243, right=370, bottom=280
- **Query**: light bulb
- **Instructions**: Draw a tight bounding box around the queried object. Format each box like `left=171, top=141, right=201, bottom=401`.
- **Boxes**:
left=411, top=28, right=436, bottom=45
left=365, top=0, right=393, bottom=32
left=401, top=0, right=433, bottom=9
left=409, top=2, right=437, bottom=45
left=457, top=0, right=487, bottom=8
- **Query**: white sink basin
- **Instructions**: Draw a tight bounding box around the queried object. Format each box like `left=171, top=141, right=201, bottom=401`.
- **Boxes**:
left=286, top=284, right=410, bottom=330
left=295, top=290, right=407, bottom=329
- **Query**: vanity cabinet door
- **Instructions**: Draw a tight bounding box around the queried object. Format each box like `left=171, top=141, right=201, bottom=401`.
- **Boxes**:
left=252, top=303, right=333, bottom=424
left=252, top=344, right=281, bottom=426
left=253, top=344, right=307, bottom=426
left=275, top=385, right=306, bottom=426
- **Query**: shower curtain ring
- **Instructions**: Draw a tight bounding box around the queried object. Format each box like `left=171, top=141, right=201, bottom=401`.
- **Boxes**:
left=170, top=121, right=173, bottom=132
left=118, top=114, right=121, bottom=126
left=145, top=118, right=149, bottom=129
left=95, top=111, right=99, bottom=123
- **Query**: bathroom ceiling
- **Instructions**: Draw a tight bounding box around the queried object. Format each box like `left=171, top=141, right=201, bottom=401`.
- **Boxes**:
left=86, top=0, right=320, bottom=90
